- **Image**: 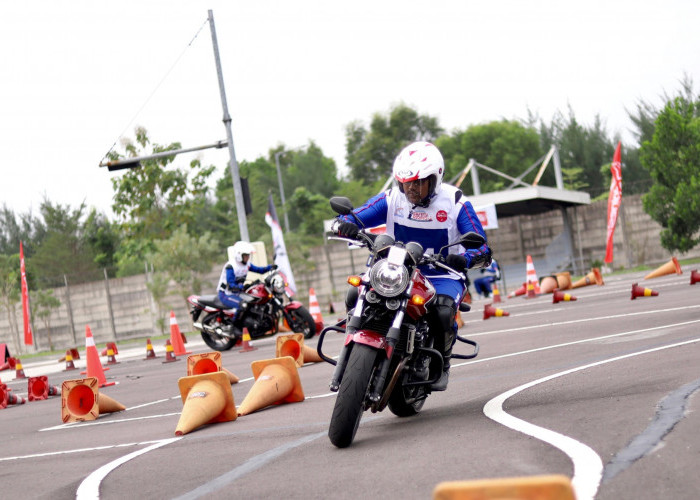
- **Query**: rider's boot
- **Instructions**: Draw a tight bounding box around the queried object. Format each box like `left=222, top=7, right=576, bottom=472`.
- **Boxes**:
left=430, top=295, right=457, bottom=392
left=431, top=354, right=451, bottom=391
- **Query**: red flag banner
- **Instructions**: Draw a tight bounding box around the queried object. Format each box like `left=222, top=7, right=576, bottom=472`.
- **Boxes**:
left=19, top=241, right=34, bottom=345
left=605, top=142, right=622, bottom=264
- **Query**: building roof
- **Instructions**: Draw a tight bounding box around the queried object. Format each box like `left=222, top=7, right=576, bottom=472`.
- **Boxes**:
left=467, top=185, right=591, bottom=217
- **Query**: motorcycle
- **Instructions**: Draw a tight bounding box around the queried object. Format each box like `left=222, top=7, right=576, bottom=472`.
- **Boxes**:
left=187, top=269, right=317, bottom=351
left=316, top=196, right=485, bottom=448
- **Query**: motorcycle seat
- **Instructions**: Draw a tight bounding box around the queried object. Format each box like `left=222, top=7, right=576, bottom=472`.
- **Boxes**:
left=197, top=294, right=227, bottom=309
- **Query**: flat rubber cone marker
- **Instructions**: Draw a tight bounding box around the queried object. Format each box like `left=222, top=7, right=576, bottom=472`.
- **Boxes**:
left=483, top=303, right=510, bottom=320
left=162, top=339, right=179, bottom=363
left=571, top=267, right=604, bottom=289
left=61, top=377, right=100, bottom=422
left=187, top=352, right=222, bottom=376
left=644, top=257, right=682, bottom=280
left=276, top=334, right=305, bottom=366
left=691, top=269, right=700, bottom=285
left=175, top=371, right=237, bottom=436
left=433, top=474, right=575, bottom=500
left=63, top=350, right=77, bottom=371
left=97, top=392, right=126, bottom=414
left=170, top=311, right=191, bottom=356
left=552, top=289, right=577, bottom=304
left=28, top=376, right=60, bottom=401
left=555, top=271, right=573, bottom=290
left=84, top=325, right=115, bottom=387
left=143, top=338, right=157, bottom=360
left=14, top=357, right=26, bottom=379
left=631, top=283, right=659, bottom=300
left=237, top=356, right=305, bottom=416
left=238, top=329, right=257, bottom=353
left=308, top=287, right=324, bottom=334
left=491, top=283, right=502, bottom=303
left=301, top=343, right=323, bottom=364
left=507, top=282, right=527, bottom=298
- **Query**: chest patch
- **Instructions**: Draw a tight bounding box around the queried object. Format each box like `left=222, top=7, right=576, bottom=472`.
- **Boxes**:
left=436, top=210, right=448, bottom=222
left=408, top=210, right=432, bottom=222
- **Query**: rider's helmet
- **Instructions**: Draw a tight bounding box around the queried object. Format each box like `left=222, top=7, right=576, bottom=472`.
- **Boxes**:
left=228, top=241, right=255, bottom=264
left=392, top=141, right=445, bottom=207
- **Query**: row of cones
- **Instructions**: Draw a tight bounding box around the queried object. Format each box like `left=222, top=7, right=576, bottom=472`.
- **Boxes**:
left=174, top=333, right=322, bottom=436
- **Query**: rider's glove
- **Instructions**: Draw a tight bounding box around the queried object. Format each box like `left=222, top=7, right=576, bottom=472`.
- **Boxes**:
left=270, top=264, right=279, bottom=271
left=445, top=254, right=468, bottom=272
left=337, top=221, right=359, bottom=239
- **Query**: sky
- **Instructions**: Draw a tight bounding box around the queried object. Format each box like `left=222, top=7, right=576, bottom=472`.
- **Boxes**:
left=1, top=0, right=698, bottom=220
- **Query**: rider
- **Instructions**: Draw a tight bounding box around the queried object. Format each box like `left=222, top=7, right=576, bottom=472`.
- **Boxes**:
left=335, top=141, right=492, bottom=391
left=473, top=258, right=501, bottom=298
left=218, top=241, right=277, bottom=326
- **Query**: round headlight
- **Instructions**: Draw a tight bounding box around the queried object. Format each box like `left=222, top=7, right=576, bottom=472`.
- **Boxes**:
left=369, top=260, right=410, bottom=297
left=270, top=274, right=285, bottom=293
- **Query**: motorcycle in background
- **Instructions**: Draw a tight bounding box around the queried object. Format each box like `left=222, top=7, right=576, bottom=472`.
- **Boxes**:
left=187, top=269, right=317, bottom=351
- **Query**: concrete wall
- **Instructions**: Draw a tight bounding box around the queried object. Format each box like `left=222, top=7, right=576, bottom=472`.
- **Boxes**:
left=2, top=193, right=697, bottom=354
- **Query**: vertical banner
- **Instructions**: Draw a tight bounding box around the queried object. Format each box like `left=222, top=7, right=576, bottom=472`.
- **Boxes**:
left=474, top=203, right=499, bottom=230
left=265, top=194, right=297, bottom=295
left=605, top=142, right=623, bottom=264
left=19, top=241, right=34, bottom=345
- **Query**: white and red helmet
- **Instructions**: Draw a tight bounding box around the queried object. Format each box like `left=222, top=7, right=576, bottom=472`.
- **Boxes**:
left=392, top=141, right=445, bottom=203
left=228, top=241, right=255, bottom=264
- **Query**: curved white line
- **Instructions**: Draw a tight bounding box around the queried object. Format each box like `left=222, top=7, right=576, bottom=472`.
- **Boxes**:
left=76, top=437, right=181, bottom=499
left=484, top=336, right=700, bottom=500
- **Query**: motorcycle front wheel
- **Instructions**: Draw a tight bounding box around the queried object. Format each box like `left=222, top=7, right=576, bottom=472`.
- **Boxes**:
left=328, top=343, right=376, bottom=448
left=287, top=307, right=317, bottom=339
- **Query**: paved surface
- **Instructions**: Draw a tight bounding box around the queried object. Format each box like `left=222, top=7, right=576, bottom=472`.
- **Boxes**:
left=1, top=270, right=699, bottom=499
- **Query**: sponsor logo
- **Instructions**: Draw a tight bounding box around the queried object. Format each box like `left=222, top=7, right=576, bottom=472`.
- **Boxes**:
left=477, top=210, right=488, bottom=226
left=436, top=210, right=447, bottom=222
left=409, top=211, right=432, bottom=222
left=394, top=206, right=405, bottom=218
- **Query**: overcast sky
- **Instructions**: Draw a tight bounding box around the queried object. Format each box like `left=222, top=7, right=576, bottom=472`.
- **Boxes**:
left=1, top=0, right=698, bottom=219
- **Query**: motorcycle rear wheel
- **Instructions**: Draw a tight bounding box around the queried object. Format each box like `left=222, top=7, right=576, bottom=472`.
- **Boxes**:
left=328, top=344, right=376, bottom=448
left=287, top=307, right=317, bottom=339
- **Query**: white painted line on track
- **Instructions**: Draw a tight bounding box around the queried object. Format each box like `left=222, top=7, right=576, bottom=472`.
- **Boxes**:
left=0, top=438, right=176, bottom=462
left=40, top=412, right=183, bottom=431
left=483, top=336, right=700, bottom=500
left=76, top=437, right=181, bottom=500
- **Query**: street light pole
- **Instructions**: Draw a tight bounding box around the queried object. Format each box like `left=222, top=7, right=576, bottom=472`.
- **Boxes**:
left=274, top=151, right=291, bottom=233
left=208, top=9, right=249, bottom=241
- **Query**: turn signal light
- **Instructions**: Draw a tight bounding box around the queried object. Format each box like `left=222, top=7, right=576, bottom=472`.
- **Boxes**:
left=411, top=294, right=426, bottom=306
left=347, top=275, right=362, bottom=287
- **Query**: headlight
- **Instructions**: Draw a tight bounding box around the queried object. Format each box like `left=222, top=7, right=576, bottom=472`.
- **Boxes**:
left=270, top=274, right=285, bottom=293
left=369, top=260, right=410, bottom=297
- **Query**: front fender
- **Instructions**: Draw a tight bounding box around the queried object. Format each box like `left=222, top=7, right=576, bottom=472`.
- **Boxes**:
left=284, top=301, right=304, bottom=311
left=345, top=330, right=391, bottom=358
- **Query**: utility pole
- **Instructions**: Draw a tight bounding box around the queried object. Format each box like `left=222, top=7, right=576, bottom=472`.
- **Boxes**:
left=274, top=151, right=291, bottom=233
left=208, top=9, right=249, bottom=241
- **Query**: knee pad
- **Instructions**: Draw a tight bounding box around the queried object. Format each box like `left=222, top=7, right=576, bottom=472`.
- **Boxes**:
left=434, top=295, right=457, bottom=333
left=345, top=286, right=359, bottom=312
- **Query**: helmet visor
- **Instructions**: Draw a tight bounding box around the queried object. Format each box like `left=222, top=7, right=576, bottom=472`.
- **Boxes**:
left=400, top=178, right=431, bottom=205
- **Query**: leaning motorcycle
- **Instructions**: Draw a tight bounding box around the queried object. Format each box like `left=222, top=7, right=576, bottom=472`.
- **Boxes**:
left=187, top=269, right=317, bottom=351
left=316, top=196, right=485, bottom=448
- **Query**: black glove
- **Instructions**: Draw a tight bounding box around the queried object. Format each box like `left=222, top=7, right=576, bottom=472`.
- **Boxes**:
left=445, top=254, right=467, bottom=272
left=337, top=221, right=359, bottom=239
left=270, top=264, right=278, bottom=271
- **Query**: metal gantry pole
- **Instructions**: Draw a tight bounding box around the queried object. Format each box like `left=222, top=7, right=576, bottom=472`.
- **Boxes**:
left=274, top=152, right=291, bottom=233
left=208, top=9, right=249, bottom=241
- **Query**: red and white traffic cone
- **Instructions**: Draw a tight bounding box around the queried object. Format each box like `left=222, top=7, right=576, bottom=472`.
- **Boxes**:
left=162, top=339, right=179, bottom=363
left=63, top=350, right=77, bottom=371
left=14, top=358, right=26, bottom=379
left=238, top=328, right=257, bottom=353
left=143, top=338, right=157, bottom=360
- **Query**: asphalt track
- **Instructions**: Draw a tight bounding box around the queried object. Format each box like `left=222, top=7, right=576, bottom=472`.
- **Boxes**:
left=1, top=270, right=699, bottom=499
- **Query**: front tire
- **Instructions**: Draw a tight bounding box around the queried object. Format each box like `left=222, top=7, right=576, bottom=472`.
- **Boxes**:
left=287, top=307, right=317, bottom=339
left=328, top=344, right=376, bottom=448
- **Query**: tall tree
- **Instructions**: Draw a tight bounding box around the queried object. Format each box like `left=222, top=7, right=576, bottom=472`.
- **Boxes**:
left=0, top=253, right=21, bottom=351
left=31, top=289, right=60, bottom=351
left=346, top=103, right=443, bottom=183
left=640, top=95, right=700, bottom=252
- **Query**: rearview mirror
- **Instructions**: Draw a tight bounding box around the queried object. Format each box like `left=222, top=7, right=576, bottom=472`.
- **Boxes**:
left=330, top=196, right=354, bottom=216
left=459, top=231, right=486, bottom=250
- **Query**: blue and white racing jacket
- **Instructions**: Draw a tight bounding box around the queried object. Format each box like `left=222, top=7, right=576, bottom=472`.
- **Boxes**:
left=339, top=184, right=491, bottom=280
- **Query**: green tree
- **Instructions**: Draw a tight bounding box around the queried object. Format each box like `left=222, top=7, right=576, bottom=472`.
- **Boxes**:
left=31, top=289, right=61, bottom=351
left=0, top=253, right=21, bottom=350
left=346, top=103, right=443, bottom=183
left=640, top=96, right=700, bottom=252
left=0, top=205, right=45, bottom=257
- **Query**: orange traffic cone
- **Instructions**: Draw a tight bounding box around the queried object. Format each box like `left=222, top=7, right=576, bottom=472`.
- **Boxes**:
left=483, top=303, right=510, bottom=320
left=60, top=377, right=125, bottom=423
left=301, top=344, right=323, bottom=364
left=28, top=376, right=60, bottom=401
left=162, top=339, right=179, bottom=363
left=555, top=272, right=573, bottom=290
left=14, top=357, right=26, bottom=379
left=143, top=338, right=157, bottom=360
left=237, top=356, right=305, bottom=416
left=276, top=333, right=305, bottom=366
left=631, top=283, right=659, bottom=300
left=175, top=371, right=237, bottom=435
left=644, top=257, right=682, bottom=280
left=690, top=269, right=700, bottom=285
left=238, top=328, right=257, bottom=353
left=571, top=268, right=604, bottom=289
left=170, top=311, right=191, bottom=356
left=553, top=289, right=577, bottom=304
left=187, top=351, right=240, bottom=384
left=308, top=288, right=324, bottom=334
left=433, top=474, right=575, bottom=500
left=63, top=350, right=77, bottom=371
left=83, top=326, right=114, bottom=387
left=0, top=383, right=8, bottom=409
left=492, top=283, right=502, bottom=303
left=540, top=276, right=559, bottom=294
left=507, top=282, right=527, bottom=298
left=525, top=255, right=541, bottom=294
left=1, top=384, right=26, bottom=407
